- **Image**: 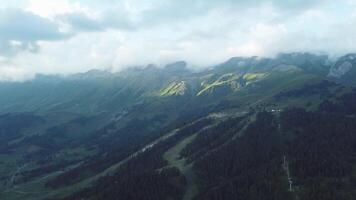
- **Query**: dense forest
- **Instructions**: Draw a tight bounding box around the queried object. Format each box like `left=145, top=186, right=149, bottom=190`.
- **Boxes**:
left=65, top=118, right=213, bottom=200
left=192, top=112, right=291, bottom=200
left=62, top=89, right=356, bottom=200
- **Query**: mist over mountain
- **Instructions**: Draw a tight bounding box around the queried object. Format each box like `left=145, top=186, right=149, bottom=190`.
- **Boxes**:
left=0, top=51, right=356, bottom=200
left=2, top=0, right=356, bottom=80
left=2, top=0, right=356, bottom=199
left=1, top=52, right=355, bottom=115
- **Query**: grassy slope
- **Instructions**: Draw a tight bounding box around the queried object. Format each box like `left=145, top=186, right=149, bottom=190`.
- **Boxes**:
left=163, top=133, right=199, bottom=200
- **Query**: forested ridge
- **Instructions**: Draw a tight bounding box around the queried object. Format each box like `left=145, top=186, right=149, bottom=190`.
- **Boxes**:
left=58, top=88, right=356, bottom=200
left=1, top=54, right=356, bottom=200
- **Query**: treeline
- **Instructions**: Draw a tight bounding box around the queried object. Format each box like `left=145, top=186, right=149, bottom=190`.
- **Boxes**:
left=66, top=138, right=185, bottom=200
left=60, top=86, right=356, bottom=200
left=186, top=91, right=356, bottom=200
left=188, top=96, right=356, bottom=200
left=180, top=116, right=246, bottom=162
left=45, top=116, right=170, bottom=188
left=46, top=114, right=212, bottom=189
left=64, top=118, right=213, bottom=200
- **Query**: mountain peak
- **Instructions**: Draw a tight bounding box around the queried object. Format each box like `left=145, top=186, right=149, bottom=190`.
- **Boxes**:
left=164, top=61, right=188, bottom=73
left=71, top=69, right=113, bottom=79
left=328, top=53, right=356, bottom=79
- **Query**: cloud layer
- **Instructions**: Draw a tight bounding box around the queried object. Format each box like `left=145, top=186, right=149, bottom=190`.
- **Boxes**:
left=0, top=0, right=356, bottom=80
left=0, top=9, right=69, bottom=55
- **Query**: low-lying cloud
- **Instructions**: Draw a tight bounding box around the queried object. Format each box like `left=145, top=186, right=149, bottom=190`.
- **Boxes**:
left=0, top=0, right=355, bottom=81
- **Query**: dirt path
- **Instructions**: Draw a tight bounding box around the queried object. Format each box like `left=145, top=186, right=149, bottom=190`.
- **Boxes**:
left=163, top=133, right=199, bottom=200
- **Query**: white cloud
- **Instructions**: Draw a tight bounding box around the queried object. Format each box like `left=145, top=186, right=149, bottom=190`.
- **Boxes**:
left=0, top=0, right=356, bottom=80
left=0, top=64, right=32, bottom=82
left=26, top=0, right=88, bottom=18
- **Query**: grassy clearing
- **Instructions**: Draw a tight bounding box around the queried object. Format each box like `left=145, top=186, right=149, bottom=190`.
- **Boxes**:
left=197, top=74, right=239, bottom=96
left=163, top=133, right=199, bottom=200
left=159, top=81, right=187, bottom=96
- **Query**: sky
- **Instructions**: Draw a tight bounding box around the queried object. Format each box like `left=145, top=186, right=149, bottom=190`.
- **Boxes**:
left=0, top=0, right=356, bottom=81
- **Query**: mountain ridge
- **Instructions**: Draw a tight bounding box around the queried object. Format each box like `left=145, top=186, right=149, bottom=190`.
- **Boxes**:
left=0, top=52, right=355, bottom=200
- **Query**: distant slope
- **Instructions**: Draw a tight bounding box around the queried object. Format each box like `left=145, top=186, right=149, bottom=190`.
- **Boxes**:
left=0, top=52, right=355, bottom=200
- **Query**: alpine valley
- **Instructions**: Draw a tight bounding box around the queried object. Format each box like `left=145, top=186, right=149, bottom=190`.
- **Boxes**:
left=1, top=52, right=356, bottom=200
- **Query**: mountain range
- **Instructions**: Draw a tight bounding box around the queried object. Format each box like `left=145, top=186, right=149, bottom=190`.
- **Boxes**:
left=0, top=52, right=356, bottom=200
